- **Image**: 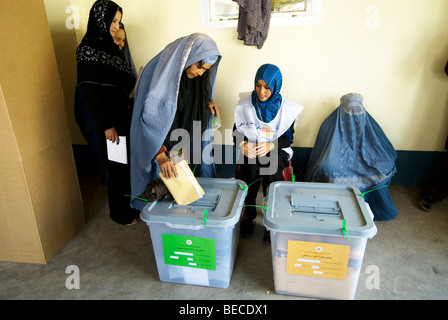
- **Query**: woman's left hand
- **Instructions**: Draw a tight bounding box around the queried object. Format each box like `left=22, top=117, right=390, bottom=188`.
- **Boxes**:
left=105, top=127, right=119, bottom=144
left=256, top=142, right=274, bottom=157
left=208, top=101, right=220, bottom=117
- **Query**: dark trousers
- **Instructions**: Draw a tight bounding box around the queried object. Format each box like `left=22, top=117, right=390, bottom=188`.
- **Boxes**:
left=107, top=160, right=139, bottom=224
left=419, top=151, right=448, bottom=204
left=98, top=133, right=139, bottom=225
left=240, top=151, right=289, bottom=220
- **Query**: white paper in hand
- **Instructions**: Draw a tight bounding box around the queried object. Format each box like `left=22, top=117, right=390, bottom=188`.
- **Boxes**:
left=106, top=136, right=127, bottom=164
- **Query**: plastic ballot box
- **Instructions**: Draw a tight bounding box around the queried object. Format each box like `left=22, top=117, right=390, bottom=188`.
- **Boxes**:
left=141, top=178, right=247, bottom=288
left=263, top=181, right=377, bottom=300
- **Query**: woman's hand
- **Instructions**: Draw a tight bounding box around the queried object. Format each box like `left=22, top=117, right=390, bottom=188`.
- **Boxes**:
left=208, top=101, right=220, bottom=117
left=105, top=127, right=119, bottom=144
left=241, top=141, right=258, bottom=159
left=156, top=153, right=178, bottom=179
left=240, top=141, right=275, bottom=159
left=255, top=142, right=274, bottom=157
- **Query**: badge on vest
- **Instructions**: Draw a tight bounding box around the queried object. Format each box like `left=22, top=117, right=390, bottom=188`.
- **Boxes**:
left=260, top=127, right=274, bottom=139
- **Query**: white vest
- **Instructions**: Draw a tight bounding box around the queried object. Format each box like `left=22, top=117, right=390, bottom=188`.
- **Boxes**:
left=234, top=96, right=304, bottom=160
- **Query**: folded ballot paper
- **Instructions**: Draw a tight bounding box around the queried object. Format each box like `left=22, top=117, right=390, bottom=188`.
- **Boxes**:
left=159, top=160, right=205, bottom=206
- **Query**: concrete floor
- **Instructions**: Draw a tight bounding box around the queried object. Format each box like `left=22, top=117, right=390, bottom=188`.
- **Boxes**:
left=1, top=174, right=447, bottom=301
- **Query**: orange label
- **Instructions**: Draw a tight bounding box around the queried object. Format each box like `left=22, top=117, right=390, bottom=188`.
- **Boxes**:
left=286, top=241, right=351, bottom=280
left=260, top=127, right=274, bottom=139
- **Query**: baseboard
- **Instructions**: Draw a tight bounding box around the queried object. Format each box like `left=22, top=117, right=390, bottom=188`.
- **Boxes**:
left=72, top=144, right=446, bottom=188
left=213, top=146, right=446, bottom=188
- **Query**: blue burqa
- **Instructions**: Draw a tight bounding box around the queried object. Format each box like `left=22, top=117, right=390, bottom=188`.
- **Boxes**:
left=304, top=93, right=398, bottom=221
left=130, top=33, right=221, bottom=210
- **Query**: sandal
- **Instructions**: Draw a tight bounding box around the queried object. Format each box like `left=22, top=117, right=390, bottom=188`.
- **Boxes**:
left=126, top=219, right=138, bottom=226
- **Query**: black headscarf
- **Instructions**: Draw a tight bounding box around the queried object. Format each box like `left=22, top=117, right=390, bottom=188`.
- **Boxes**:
left=76, top=0, right=135, bottom=92
left=118, top=22, right=137, bottom=77
left=164, top=70, right=210, bottom=150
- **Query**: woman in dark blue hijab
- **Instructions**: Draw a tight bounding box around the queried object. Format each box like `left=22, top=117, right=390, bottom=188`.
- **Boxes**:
left=234, top=64, right=304, bottom=241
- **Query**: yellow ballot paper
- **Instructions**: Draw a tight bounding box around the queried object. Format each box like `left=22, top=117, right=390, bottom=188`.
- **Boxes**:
left=159, top=160, right=204, bottom=206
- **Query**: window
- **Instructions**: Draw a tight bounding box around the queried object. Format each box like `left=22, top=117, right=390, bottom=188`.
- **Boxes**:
left=200, top=0, right=322, bottom=28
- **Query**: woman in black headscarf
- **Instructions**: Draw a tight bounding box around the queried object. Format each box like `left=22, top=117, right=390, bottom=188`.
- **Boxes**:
left=76, top=0, right=138, bottom=225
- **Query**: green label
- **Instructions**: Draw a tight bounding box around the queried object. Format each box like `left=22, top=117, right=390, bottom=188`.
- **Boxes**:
left=162, top=234, right=216, bottom=270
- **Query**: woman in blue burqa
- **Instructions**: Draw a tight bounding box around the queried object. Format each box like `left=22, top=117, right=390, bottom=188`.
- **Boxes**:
left=304, top=93, right=398, bottom=221
left=130, top=33, right=221, bottom=211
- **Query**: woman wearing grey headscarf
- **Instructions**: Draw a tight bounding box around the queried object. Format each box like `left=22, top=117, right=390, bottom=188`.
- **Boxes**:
left=130, top=33, right=221, bottom=211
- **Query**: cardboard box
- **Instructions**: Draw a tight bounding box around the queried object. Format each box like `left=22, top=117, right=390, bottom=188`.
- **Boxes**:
left=0, top=0, right=85, bottom=264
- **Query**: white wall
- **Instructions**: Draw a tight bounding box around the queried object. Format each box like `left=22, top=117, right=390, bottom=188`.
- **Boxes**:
left=45, top=0, right=448, bottom=151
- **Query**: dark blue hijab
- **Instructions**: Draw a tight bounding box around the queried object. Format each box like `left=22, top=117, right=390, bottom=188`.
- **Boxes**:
left=251, top=64, right=292, bottom=142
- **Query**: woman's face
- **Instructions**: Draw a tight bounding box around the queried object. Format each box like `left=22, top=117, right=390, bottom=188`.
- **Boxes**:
left=114, top=28, right=126, bottom=50
left=185, top=62, right=211, bottom=79
left=110, top=10, right=122, bottom=38
left=255, top=79, right=272, bottom=102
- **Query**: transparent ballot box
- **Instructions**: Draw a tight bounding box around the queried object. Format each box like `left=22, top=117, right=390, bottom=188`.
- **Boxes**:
left=264, top=181, right=377, bottom=300
left=141, top=178, right=247, bottom=288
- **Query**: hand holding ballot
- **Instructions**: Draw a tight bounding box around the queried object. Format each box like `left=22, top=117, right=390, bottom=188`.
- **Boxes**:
left=159, top=160, right=204, bottom=206
left=155, top=147, right=177, bottom=179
